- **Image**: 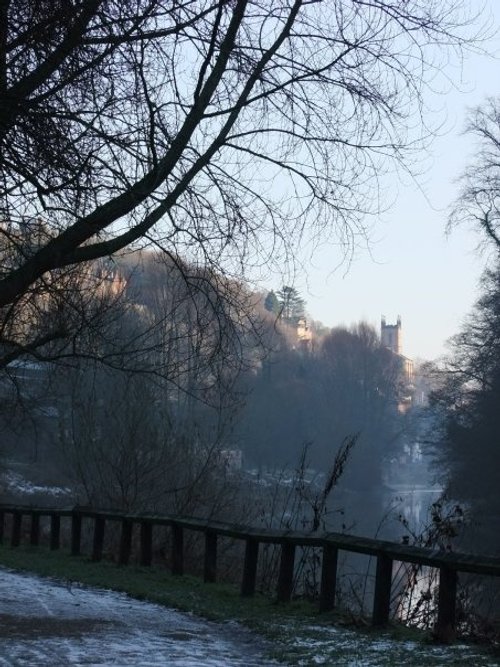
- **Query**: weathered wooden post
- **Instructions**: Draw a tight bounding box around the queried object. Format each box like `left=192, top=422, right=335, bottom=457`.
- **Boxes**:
left=436, top=566, right=457, bottom=642
left=92, top=515, right=105, bottom=562
left=319, top=543, right=338, bottom=612
left=11, top=510, right=22, bottom=547
left=119, top=519, right=133, bottom=565
left=71, top=511, right=82, bottom=556
left=30, top=512, right=40, bottom=546
left=140, top=520, right=153, bottom=566
left=50, top=513, right=60, bottom=550
left=372, top=553, right=393, bottom=626
left=171, top=522, right=184, bottom=575
left=204, top=530, right=217, bottom=583
left=277, top=542, right=296, bottom=603
left=240, top=537, right=259, bottom=597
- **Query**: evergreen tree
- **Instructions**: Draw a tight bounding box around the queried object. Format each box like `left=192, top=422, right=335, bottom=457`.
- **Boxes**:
left=264, top=290, right=280, bottom=315
left=277, top=286, right=305, bottom=323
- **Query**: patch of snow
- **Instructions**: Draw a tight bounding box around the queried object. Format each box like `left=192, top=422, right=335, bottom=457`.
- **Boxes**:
left=34, top=405, right=60, bottom=418
left=0, top=569, right=280, bottom=666
left=1, top=471, right=72, bottom=497
left=280, top=621, right=500, bottom=667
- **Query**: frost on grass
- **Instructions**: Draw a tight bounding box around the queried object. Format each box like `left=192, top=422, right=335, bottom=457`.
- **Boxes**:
left=276, top=621, right=500, bottom=667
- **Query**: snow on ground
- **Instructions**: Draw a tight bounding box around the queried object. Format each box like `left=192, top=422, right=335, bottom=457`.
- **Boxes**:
left=1, top=567, right=499, bottom=667
left=1, top=471, right=72, bottom=498
left=279, top=621, right=500, bottom=666
left=0, top=569, right=279, bottom=666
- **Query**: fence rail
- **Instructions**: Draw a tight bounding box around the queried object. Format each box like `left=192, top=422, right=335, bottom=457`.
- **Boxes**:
left=1, top=503, right=499, bottom=641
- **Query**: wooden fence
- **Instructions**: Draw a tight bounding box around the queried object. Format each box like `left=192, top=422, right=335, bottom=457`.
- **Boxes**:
left=1, top=503, right=500, bottom=641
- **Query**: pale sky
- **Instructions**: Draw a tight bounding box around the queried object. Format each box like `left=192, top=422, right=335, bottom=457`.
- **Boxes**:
left=271, top=2, right=500, bottom=361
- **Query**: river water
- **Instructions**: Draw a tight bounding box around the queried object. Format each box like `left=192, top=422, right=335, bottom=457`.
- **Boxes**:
left=384, top=483, right=443, bottom=534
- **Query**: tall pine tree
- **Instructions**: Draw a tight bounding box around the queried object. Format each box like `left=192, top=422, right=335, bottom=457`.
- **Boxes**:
left=277, top=286, right=305, bottom=323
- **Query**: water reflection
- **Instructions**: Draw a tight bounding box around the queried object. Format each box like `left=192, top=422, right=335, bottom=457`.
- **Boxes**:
left=386, top=484, right=442, bottom=532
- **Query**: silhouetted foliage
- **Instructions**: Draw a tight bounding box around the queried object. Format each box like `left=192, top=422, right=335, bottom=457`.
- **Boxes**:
left=431, top=264, right=500, bottom=551
left=0, top=0, right=479, bottom=366
left=434, top=96, right=500, bottom=552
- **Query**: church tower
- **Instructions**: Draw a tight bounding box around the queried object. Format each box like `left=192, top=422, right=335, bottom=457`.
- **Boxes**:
left=381, top=315, right=402, bottom=355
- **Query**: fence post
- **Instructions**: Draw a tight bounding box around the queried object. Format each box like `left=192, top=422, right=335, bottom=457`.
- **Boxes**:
left=204, top=530, right=217, bottom=583
left=11, top=511, right=22, bottom=547
left=92, top=515, right=105, bottom=562
left=436, top=566, right=457, bottom=642
left=372, top=553, right=393, bottom=626
left=171, top=523, right=184, bottom=575
left=71, top=511, right=82, bottom=556
left=277, top=542, right=296, bottom=603
left=119, top=519, right=133, bottom=565
left=319, top=543, right=338, bottom=612
left=30, top=512, right=40, bottom=546
left=50, top=513, right=60, bottom=550
left=241, top=538, right=259, bottom=597
left=140, top=520, right=153, bottom=566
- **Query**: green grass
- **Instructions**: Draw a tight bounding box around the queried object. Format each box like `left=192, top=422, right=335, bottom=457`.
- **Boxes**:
left=0, top=544, right=498, bottom=666
left=0, top=543, right=339, bottom=662
left=0, top=543, right=321, bottom=627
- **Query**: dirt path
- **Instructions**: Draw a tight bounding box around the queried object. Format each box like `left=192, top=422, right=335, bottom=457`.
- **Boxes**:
left=0, top=569, right=280, bottom=666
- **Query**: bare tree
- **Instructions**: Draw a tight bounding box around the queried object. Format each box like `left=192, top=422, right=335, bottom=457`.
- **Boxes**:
left=428, top=96, right=500, bottom=551
left=112, top=250, right=262, bottom=402
left=58, top=363, right=240, bottom=514
left=0, top=257, right=129, bottom=370
left=429, top=263, right=500, bottom=551
left=0, top=0, right=481, bottom=364
left=450, top=98, right=500, bottom=253
left=57, top=285, right=247, bottom=514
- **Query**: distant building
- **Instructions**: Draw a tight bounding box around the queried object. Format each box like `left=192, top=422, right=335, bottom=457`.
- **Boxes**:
left=95, top=261, right=127, bottom=296
left=381, top=315, right=414, bottom=409
left=381, top=315, right=402, bottom=355
left=296, top=317, right=312, bottom=349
